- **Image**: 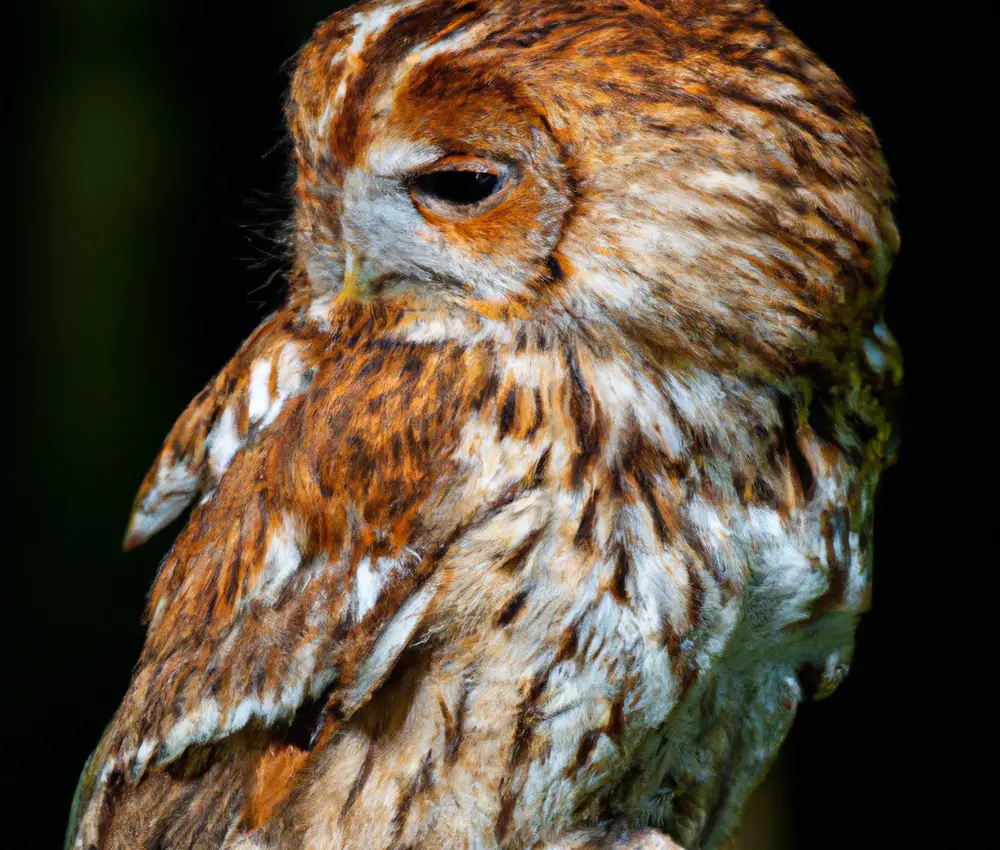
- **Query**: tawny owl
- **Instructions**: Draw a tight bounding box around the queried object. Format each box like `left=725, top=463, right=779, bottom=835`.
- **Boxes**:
left=65, top=1, right=901, bottom=848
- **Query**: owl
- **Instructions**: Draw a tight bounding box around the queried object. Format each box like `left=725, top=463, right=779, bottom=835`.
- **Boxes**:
left=65, top=1, right=901, bottom=848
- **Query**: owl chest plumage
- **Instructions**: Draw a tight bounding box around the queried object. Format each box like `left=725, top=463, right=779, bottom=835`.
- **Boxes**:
left=74, top=308, right=873, bottom=850
left=266, top=321, right=869, bottom=850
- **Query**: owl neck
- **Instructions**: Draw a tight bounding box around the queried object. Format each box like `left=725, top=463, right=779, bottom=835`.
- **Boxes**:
left=297, top=288, right=894, bottom=483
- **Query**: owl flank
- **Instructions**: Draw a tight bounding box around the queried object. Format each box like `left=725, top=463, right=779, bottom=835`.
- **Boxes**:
left=65, top=1, right=900, bottom=849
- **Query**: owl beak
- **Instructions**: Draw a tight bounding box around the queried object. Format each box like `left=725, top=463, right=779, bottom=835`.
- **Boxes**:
left=336, top=248, right=368, bottom=304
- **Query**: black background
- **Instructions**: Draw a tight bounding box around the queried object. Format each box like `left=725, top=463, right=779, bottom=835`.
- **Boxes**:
left=11, top=2, right=944, bottom=847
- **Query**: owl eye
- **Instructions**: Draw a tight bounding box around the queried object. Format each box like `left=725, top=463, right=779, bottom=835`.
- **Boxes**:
left=410, top=157, right=511, bottom=220
left=414, top=170, right=502, bottom=206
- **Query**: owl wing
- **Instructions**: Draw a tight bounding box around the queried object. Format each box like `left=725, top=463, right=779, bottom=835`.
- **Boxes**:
left=121, top=307, right=326, bottom=551
left=68, top=303, right=504, bottom=848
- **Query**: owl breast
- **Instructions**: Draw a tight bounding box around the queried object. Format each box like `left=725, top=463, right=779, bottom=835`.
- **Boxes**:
left=277, top=328, right=868, bottom=850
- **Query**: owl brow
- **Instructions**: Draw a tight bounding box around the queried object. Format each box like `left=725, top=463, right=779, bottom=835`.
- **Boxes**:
left=317, top=0, right=431, bottom=147
left=333, top=2, right=466, bottom=164
left=374, top=20, right=491, bottom=116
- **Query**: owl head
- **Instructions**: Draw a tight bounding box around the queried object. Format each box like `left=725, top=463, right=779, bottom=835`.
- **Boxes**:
left=287, top=0, right=898, bottom=376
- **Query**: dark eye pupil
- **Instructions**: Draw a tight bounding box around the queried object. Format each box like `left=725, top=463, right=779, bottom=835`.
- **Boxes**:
left=415, top=170, right=501, bottom=205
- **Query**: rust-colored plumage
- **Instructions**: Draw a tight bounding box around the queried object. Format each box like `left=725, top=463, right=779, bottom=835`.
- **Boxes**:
left=66, top=2, right=900, bottom=848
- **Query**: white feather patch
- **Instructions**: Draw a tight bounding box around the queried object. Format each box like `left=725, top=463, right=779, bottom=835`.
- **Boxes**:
left=206, top=405, right=241, bottom=479
left=343, top=576, right=439, bottom=714
left=126, top=459, right=199, bottom=546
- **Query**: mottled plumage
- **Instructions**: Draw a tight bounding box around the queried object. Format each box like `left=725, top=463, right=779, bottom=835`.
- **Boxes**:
left=66, top=1, right=900, bottom=848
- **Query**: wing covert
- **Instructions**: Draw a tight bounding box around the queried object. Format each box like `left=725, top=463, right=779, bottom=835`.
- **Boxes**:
left=123, top=308, right=327, bottom=551
left=69, top=303, right=501, bottom=849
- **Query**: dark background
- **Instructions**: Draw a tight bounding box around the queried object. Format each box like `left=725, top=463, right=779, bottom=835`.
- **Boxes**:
left=11, top=1, right=942, bottom=847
